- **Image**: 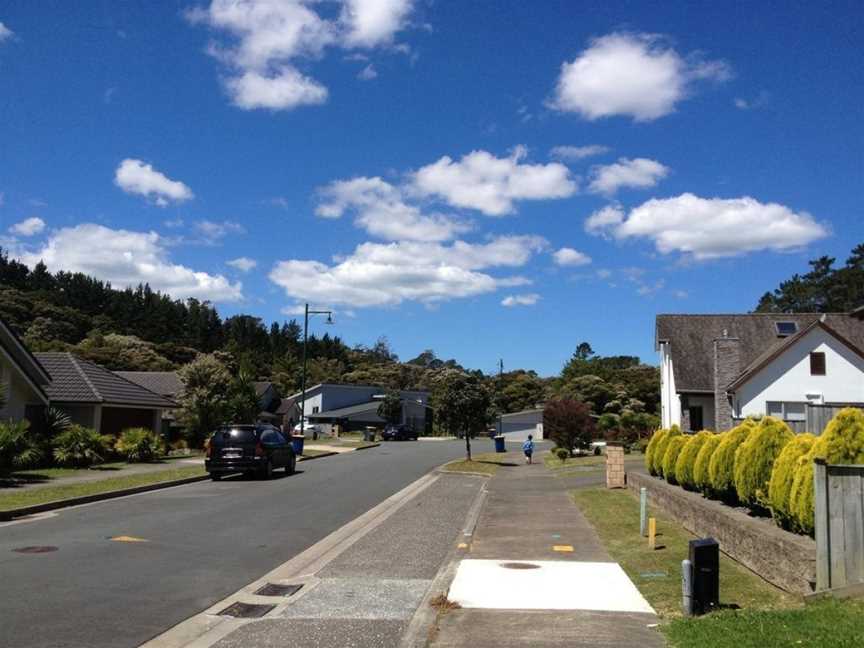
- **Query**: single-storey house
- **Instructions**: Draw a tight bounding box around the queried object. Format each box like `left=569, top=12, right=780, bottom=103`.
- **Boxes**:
left=656, top=311, right=864, bottom=433
left=0, top=317, right=52, bottom=423
left=497, top=408, right=544, bottom=442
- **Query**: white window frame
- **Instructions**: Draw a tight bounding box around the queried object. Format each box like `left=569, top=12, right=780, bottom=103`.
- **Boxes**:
left=765, top=401, right=807, bottom=421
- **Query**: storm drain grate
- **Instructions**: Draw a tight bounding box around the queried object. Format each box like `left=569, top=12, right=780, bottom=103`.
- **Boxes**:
left=13, top=546, right=58, bottom=554
left=500, top=562, right=540, bottom=570
left=254, top=583, right=303, bottom=597
left=218, top=602, right=275, bottom=618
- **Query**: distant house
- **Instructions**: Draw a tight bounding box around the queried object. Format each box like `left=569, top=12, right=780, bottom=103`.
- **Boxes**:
left=0, top=317, right=52, bottom=422
left=497, top=408, right=544, bottom=442
left=116, top=371, right=185, bottom=435
left=656, top=311, right=864, bottom=433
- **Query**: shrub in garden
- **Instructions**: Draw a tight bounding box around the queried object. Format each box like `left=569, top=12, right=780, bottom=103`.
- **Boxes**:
left=662, top=435, right=688, bottom=484
left=53, top=424, right=113, bottom=467
left=768, top=433, right=815, bottom=529
left=644, top=428, right=667, bottom=475
left=555, top=447, right=569, bottom=463
left=653, top=426, right=682, bottom=477
left=0, top=420, right=42, bottom=475
left=708, top=419, right=756, bottom=501
left=733, top=416, right=794, bottom=508
left=115, top=428, right=165, bottom=463
left=790, top=408, right=864, bottom=534
left=693, top=432, right=723, bottom=494
left=674, top=431, right=713, bottom=490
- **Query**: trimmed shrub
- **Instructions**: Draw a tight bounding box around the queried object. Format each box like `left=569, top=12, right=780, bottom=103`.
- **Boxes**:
left=733, top=416, right=794, bottom=508
left=555, top=447, right=569, bottom=463
left=674, top=431, right=714, bottom=490
left=694, top=432, right=723, bottom=494
left=708, top=419, right=756, bottom=501
left=53, top=425, right=113, bottom=467
left=115, top=428, right=165, bottom=463
left=790, top=408, right=864, bottom=534
left=768, top=433, right=815, bottom=529
left=654, top=426, right=682, bottom=477
left=644, top=428, right=667, bottom=475
left=662, top=435, right=688, bottom=484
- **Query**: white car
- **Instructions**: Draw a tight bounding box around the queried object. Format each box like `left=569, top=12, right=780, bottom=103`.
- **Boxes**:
left=293, top=421, right=322, bottom=438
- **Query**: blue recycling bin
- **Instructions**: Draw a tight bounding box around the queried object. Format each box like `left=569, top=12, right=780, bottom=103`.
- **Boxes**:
left=494, top=435, right=506, bottom=453
left=291, top=435, right=305, bottom=456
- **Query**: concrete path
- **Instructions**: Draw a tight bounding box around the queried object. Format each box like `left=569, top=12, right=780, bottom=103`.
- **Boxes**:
left=431, top=457, right=664, bottom=648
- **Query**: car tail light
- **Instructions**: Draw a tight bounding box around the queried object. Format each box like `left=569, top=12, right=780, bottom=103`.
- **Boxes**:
left=204, top=439, right=212, bottom=458
left=255, top=442, right=265, bottom=457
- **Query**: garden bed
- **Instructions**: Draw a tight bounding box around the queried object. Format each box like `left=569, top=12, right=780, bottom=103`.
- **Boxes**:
left=628, top=472, right=816, bottom=595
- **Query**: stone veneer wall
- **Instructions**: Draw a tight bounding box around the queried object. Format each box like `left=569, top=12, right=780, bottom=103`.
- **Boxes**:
left=713, top=336, right=740, bottom=432
left=606, top=445, right=625, bottom=488
left=629, top=471, right=816, bottom=595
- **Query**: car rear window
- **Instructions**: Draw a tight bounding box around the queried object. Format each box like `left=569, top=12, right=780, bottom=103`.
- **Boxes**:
left=212, top=427, right=259, bottom=445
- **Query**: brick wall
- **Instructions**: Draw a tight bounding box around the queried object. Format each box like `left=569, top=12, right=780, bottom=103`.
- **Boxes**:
left=713, top=337, right=740, bottom=431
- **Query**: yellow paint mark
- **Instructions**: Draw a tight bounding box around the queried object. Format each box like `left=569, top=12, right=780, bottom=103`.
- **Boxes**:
left=552, top=545, right=574, bottom=552
left=110, top=535, right=148, bottom=543
left=457, top=542, right=469, bottom=549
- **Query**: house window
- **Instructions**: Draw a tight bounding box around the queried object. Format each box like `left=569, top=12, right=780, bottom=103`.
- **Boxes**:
left=810, top=352, right=826, bottom=375
left=766, top=401, right=807, bottom=421
left=312, top=406, right=319, bottom=413
left=775, top=321, right=798, bottom=337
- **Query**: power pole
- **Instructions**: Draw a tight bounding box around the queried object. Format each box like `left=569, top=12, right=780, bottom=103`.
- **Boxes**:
left=498, top=358, right=504, bottom=435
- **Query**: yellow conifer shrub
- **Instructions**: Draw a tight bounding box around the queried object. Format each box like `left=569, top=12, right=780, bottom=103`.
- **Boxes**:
left=708, top=418, right=756, bottom=501
left=662, top=435, right=688, bottom=485
left=674, top=431, right=714, bottom=490
left=768, top=433, right=815, bottom=529
left=694, top=432, right=723, bottom=494
left=653, top=425, right=681, bottom=477
left=733, top=416, right=794, bottom=508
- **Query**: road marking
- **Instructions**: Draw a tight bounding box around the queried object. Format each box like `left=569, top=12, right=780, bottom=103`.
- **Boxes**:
left=552, top=545, right=573, bottom=552
left=110, top=535, right=148, bottom=543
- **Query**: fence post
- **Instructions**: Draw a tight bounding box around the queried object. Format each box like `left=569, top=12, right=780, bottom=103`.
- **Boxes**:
left=814, top=458, right=829, bottom=591
left=640, top=487, right=648, bottom=537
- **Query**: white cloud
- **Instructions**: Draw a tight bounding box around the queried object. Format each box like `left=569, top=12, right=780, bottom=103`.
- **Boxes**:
left=18, top=224, right=242, bottom=302
left=225, top=67, right=328, bottom=110
left=227, top=256, right=257, bottom=272
left=596, top=193, right=829, bottom=259
left=114, top=159, right=193, bottom=206
left=269, top=236, right=542, bottom=308
left=550, top=145, right=610, bottom=161
left=9, top=217, right=45, bottom=237
left=0, top=22, right=13, bottom=42
left=501, top=294, right=540, bottom=307
left=357, top=63, right=378, bottom=80
left=316, top=176, right=469, bottom=242
left=552, top=247, right=591, bottom=267
left=588, top=157, right=669, bottom=195
left=193, top=220, right=246, bottom=243
left=410, top=146, right=577, bottom=216
left=584, top=204, right=625, bottom=236
left=550, top=32, right=731, bottom=121
left=340, top=0, right=414, bottom=48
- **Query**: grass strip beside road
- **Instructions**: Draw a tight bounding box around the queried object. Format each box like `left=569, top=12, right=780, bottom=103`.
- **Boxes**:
left=299, top=449, right=331, bottom=459
left=0, top=465, right=206, bottom=511
left=441, top=452, right=519, bottom=476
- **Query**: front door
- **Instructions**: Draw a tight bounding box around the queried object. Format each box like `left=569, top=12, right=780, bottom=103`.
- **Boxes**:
left=688, top=406, right=704, bottom=432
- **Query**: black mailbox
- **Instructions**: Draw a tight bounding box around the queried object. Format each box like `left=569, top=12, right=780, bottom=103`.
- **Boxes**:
left=689, top=537, right=719, bottom=614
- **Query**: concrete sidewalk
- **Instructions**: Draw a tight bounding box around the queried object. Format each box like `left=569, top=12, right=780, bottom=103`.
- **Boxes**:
left=430, top=457, right=664, bottom=648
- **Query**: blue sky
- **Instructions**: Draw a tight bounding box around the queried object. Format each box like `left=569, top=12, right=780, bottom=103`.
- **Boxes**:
left=1, top=1, right=862, bottom=376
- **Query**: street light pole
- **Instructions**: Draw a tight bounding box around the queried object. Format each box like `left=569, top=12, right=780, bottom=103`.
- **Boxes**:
left=298, top=303, right=333, bottom=440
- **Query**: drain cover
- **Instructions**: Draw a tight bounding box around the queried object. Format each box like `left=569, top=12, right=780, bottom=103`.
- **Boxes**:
left=500, top=562, right=540, bottom=570
left=218, top=602, right=275, bottom=618
left=254, top=583, right=303, bottom=597
left=13, top=546, right=58, bottom=554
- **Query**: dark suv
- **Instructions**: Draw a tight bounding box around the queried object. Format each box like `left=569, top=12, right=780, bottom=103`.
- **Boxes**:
left=205, top=424, right=296, bottom=480
left=382, top=423, right=418, bottom=441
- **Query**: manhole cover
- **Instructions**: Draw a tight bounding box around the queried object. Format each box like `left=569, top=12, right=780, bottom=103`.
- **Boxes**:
left=500, top=562, right=540, bottom=570
left=13, top=546, right=58, bottom=554
left=218, top=602, right=275, bottom=618
left=254, top=583, right=303, bottom=597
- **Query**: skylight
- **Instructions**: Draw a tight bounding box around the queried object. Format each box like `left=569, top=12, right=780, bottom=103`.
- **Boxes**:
left=775, top=321, right=798, bottom=337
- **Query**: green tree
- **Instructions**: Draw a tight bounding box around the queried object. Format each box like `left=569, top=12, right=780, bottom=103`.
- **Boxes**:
left=431, top=370, right=491, bottom=459
left=226, top=370, right=261, bottom=424
left=377, top=390, right=403, bottom=425
left=544, top=398, right=594, bottom=456
left=178, top=354, right=232, bottom=446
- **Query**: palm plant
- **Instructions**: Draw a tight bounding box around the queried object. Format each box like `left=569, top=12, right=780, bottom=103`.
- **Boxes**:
left=0, top=419, right=43, bottom=476
left=53, top=425, right=112, bottom=467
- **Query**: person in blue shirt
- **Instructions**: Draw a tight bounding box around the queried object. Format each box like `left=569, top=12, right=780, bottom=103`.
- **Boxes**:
left=522, top=434, right=535, bottom=464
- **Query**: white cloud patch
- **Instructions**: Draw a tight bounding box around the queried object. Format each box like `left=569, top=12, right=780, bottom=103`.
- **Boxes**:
left=18, top=224, right=242, bottom=301
left=501, top=293, right=540, bottom=307
left=114, top=159, right=193, bottom=206
left=269, top=236, right=542, bottom=308
left=410, top=146, right=577, bottom=216
left=550, top=32, right=731, bottom=121
left=589, top=193, right=828, bottom=260
left=550, top=144, right=610, bottom=161
left=584, top=204, right=625, bottom=236
left=552, top=247, right=591, bottom=267
left=227, top=256, right=257, bottom=272
left=9, top=217, right=45, bottom=237
left=0, top=22, right=13, bottom=42
left=193, top=220, right=245, bottom=243
left=357, top=63, right=378, bottom=80
left=188, top=0, right=414, bottom=111
left=588, top=157, right=669, bottom=195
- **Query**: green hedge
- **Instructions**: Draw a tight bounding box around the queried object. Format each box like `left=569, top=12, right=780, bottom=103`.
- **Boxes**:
left=694, top=432, right=723, bottom=494
left=674, top=431, right=714, bottom=490
left=708, top=419, right=756, bottom=501
left=662, top=435, right=689, bottom=485
left=653, top=426, right=682, bottom=477
left=768, top=433, right=815, bottom=529
left=733, top=417, right=794, bottom=508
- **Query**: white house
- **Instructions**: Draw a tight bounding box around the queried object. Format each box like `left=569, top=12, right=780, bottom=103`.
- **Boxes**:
left=656, top=312, right=864, bottom=433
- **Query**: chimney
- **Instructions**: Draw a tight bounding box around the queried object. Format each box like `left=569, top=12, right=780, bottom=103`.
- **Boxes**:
left=713, top=335, right=741, bottom=431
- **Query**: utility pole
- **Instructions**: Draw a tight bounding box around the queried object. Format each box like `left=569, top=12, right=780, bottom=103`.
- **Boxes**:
left=498, top=358, right=504, bottom=436
left=298, top=303, right=333, bottom=440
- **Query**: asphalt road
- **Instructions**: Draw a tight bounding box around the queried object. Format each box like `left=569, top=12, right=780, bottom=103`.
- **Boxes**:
left=0, top=440, right=467, bottom=648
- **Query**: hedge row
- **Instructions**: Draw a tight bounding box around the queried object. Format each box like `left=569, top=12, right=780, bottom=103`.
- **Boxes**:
left=644, top=408, right=864, bottom=535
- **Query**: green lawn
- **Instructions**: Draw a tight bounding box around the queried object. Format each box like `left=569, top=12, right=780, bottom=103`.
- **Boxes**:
left=544, top=451, right=645, bottom=474
left=441, top=452, right=519, bottom=476
left=9, top=454, right=202, bottom=483
left=0, top=465, right=207, bottom=511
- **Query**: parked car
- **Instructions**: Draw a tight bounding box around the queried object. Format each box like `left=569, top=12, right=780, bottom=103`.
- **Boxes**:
left=205, top=424, right=296, bottom=480
left=382, top=423, right=418, bottom=441
left=293, top=421, right=323, bottom=439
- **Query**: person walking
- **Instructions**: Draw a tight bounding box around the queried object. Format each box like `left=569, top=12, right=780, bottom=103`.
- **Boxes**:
left=522, top=434, right=535, bottom=464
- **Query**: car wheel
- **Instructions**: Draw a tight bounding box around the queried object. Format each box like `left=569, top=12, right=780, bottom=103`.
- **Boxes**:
left=261, top=459, right=273, bottom=480
left=210, top=473, right=221, bottom=481
left=286, top=455, right=296, bottom=475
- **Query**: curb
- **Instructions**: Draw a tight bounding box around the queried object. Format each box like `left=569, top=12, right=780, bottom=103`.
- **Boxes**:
left=297, top=451, right=338, bottom=462
left=0, top=474, right=209, bottom=522
left=352, top=442, right=380, bottom=451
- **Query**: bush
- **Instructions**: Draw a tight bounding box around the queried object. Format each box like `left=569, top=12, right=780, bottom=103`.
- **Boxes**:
left=662, top=435, right=688, bottom=484
left=733, top=416, right=794, bottom=508
left=790, top=408, right=864, bottom=534
left=645, top=428, right=668, bottom=475
left=53, top=425, right=113, bottom=467
left=652, top=426, right=682, bottom=477
left=555, top=447, right=569, bottom=463
left=635, top=436, right=651, bottom=454
left=674, top=431, right=714, bottom=490
left=115, top=428, right=165, bottom=463
left=545, top=399, right=595, bottom=455
left=768, top=433, right=815, bottom=529
left=694, top=432, right=723, bottom=494
left=708, top=419, right=756, bottom=501
left=0, top=420, right=42, bottom=475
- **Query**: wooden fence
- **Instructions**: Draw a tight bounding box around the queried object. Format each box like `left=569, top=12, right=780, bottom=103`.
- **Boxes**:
left=807, top=404, right=862, bottom=435
left=814, top=459, right=864, bottom=592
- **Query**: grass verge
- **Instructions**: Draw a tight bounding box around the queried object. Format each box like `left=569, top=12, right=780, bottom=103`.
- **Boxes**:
left=299, top=449, right=331, bottom=459
left=571, top=487, right=796, bottom=617
left=544, top=452, right=645, bottom=476
left=440, top=452, right=519, bottom=475
left=0, top=465, right=206, bottom=511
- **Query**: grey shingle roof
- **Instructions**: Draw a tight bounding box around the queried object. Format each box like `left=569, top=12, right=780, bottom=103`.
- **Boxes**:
left=254, top=381, right=274, bottom=397
left=115, top=371, right=183, bottom=398
left=655, top=313, right=864, bottom=393
left=35, top=353, right=177, bottom=408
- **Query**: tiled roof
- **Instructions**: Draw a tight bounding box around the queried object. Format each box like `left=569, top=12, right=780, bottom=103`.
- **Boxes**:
left=35, top=353, right=176, bottom=408
left=115, top=371, right=183, bottom=397
left=254, top=381, right=274, bottom=397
